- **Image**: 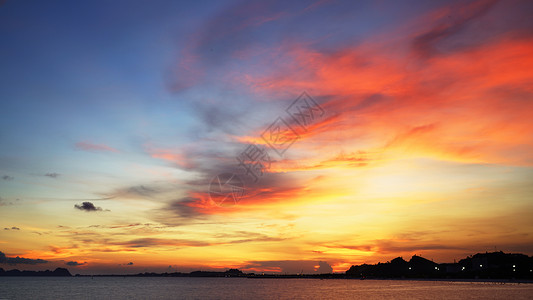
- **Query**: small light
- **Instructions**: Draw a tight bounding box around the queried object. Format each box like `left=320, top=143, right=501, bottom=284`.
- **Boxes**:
left=513, top=269, right=516, bottom=272
left=462, top=267, right=465, bottom=270
left=408, top=267, right=411, bottom=270
left=480, top=265, right=483, bottom=268
left=435, top=267, right=438, bottom=270
left=513, top=265, right=516, bottom=268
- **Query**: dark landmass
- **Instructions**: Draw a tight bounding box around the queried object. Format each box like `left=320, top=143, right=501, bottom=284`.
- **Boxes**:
left=1, top=252, right=532, bottom=280
left=0, top=267, right=71, bottom=276
left=346, top=251, right=533, bottom=280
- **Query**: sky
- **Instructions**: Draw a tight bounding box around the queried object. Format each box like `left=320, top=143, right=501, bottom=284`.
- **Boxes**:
left=1, top=0, right=533, bottom=275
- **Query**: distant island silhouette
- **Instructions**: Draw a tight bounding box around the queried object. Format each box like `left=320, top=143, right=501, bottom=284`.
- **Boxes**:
left=345, top=251, right=533, bottom=280
left=0, top=267, right=71, bottom=277
left=1, top=251, right=532, bottom=280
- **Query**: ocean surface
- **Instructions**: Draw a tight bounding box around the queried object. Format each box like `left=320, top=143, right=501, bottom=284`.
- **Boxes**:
left=1, top=277, right=532, bottom=299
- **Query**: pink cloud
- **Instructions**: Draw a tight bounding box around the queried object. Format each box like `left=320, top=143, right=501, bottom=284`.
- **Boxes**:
left=144, top=144, right=195, bottom=169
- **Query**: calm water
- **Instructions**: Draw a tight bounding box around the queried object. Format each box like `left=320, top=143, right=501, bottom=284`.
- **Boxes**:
left=1, top=277, right=532, bottom=299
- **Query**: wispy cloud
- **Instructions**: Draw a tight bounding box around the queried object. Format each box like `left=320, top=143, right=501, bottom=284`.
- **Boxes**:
left=241, top=1, right=533, bottom=167
left=412, top=0, right=498, bottom=58
left=110, top=238, right=211, bottom=248
left=75, top=141, right=119, bottom=153
left=0, top=197, right=12, bottom=206
left=243, top=260, right=333, bottom=274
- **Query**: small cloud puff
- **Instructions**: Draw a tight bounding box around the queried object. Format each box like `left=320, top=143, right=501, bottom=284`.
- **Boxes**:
left=3, top=227, right=20, bottom=230
left=74, top=202, right=108, bottom=212
left=65, top=261, right=86, bottom=266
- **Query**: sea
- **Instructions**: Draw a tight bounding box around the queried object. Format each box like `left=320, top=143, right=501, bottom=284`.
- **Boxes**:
left=1, top=277, right=532, bottom=299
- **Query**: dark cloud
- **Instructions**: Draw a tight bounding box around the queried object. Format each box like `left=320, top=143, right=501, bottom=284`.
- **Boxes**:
left=166, top=197, right=205, bottom=220
left=4, top=226, right=20, bottom=230
left=317, top=261, right=333, bottom=273
left=137, top=93, right=330, bottom=229
left=126, top=262, right=133, bottom=265
left=153, top=194, right=229, bottom=226
left=0, top=251, right=48, bottom=265
left=2, top=175, right=14, bottom=181
left=65, top=261, right=86, bottom=266
left=74, top=202, right=107, bottom=212
left=412, top=0, right=498, bottom=58
left=150, top=156, right=307, bottom=226
left=45, top=172, right=60, bottom=178
left=188, top=100, right=248, bottom=135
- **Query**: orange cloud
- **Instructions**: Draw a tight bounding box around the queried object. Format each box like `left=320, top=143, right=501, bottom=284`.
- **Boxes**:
left=242, top=34, right=533, bottom=166
left=145, top=145, right=196, bottom=169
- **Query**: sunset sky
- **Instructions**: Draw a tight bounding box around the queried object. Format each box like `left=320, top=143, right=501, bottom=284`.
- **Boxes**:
left=1, top=0, right=533, bottom=275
